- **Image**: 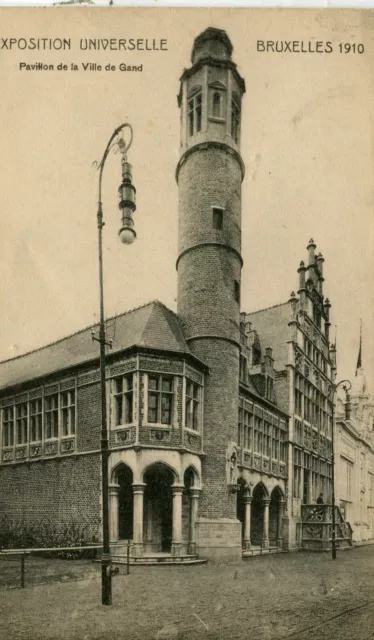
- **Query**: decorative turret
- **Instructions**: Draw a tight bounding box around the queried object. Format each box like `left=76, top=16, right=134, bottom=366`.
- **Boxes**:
left=178, top=27, right=245, bottom=159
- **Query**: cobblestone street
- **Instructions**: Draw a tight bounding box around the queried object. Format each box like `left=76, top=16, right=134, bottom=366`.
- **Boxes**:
left=1, top=546, right=374, bottom=640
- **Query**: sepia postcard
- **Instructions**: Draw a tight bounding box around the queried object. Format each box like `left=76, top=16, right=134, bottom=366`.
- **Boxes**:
left=0, top=7, right=374, bottom=640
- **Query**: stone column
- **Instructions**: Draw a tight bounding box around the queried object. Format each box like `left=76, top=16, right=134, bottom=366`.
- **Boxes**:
left=171, top=485, right=184, bottom=557
left=277, top=500, right=285, bottom=549
left=243, top=493, right=252, bottom=551
left=262, top=499, right=270, bottom=549
left=132, top=483, right=146, bottom=558
left=109, top=484, right=120, bottom=544
left=188, top=488, right=200, bottom=555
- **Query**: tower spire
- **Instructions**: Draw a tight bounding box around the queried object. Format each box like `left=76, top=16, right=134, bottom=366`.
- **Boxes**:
left=356, top=319, right=363, bottom=374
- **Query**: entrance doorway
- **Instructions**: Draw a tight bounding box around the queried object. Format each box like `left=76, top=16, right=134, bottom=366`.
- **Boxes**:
left=236, top=479, right=246, bottom=544
left=117, top=465, right=134, bottom=541
left=251, top=483, right=267, bottom=545
left=144, top=463, right=174, bottom=552
left=269, top=486, right=283, bottom=547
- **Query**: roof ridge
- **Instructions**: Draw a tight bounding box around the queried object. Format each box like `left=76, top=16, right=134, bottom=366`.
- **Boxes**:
left=0, top=299, right=160, bottom=365
left=153, top=299, right=178, bottom=317
left=244, top=301, right=288, bottom=315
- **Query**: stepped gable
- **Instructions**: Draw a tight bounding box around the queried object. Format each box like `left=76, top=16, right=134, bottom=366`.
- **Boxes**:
left=245, top=302, right=290, bottom=372
left=0, top=300, right=192, bottom=390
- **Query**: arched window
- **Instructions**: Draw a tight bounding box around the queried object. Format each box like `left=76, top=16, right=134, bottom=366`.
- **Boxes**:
left=188, top=90, right=202, bottom=136
left=212, top=92, right=221, bottom=118
left=231, top=96, right=240, bottom=143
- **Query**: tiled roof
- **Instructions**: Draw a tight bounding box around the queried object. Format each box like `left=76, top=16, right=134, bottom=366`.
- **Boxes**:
left=0, top=301, right=192, bottom=391
left=245, top=302, right=290, bottom=372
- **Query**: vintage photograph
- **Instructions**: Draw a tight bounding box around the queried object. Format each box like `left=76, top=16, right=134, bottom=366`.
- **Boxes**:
left=0, top=7, right=373, bottom=639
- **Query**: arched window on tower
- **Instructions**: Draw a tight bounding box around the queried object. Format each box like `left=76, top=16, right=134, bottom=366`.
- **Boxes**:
left=231, top=95, right=241, bottom=143
left=188, top=90, right=202, bottom=136
left=212, top=91, right=222, bottom=118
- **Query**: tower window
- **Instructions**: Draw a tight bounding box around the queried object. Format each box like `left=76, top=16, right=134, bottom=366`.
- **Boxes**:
left=212, top=207, right=223, bottom=230
left=234, top=280, right=240, bottom=305
left=188, top=92, right=202, bottom=136
left=212, top=91, right=222, bottom=118
left=231, top=97, right=240, bottom=143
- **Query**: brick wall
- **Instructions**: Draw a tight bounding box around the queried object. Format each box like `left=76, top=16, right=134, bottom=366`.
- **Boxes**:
left=0, top=453, right=101, bottom=539
left=77, top=382, right=101, bottom=452
left=177, top=141, right=243, bottom=523
left=193, top=339, right=240, bottom=519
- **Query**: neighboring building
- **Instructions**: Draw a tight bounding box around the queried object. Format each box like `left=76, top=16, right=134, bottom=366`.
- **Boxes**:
left=242, top=241, right=336, bottom=550
left=335, top=334, right=374, bottom=543
left=0, top=27, right=352, bottom=561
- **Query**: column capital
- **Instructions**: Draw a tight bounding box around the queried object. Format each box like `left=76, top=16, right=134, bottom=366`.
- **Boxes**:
left=171, top=484, right=185, bottom=495
left=132, top=482, right=146, bottom=494
left=190, top=488, right=201, bottom=499
left=263, top=498, right=270, bottom=506
left=243, top=494, right=252, bottom=504
left=109, top=483, right=120, bottom=496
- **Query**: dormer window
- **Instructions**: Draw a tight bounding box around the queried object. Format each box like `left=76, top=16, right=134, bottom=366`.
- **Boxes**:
left=231, top=95, right=240, bottom=143
left=188, top=91, right=202, bottom=136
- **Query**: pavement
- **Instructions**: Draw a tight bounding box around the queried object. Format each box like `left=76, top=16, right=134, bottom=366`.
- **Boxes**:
left=1, top=546, right=374, bottom=640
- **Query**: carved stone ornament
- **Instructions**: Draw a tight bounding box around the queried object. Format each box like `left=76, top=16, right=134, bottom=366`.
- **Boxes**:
left=30, top=445, right=42, bottom=457
left=45, top=442, right=58, bottom=455
left=312, top=432, right=318, bottom=451
left=187, top=432, right=198, bottom=446
left=295, top=350, right=303, bottom=371
left=226, top=442, right=238, bottom=486
left=151, top=429, right=171, bottom=443
left=61, top=439, right=75, bottom=453
left=116, top=429, right=129, bottom=443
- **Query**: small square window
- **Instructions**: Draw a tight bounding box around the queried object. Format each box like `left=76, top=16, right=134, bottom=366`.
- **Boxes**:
left=212, top=208, right=223, bottom=230
left=234, top=280, right=240, bottom=304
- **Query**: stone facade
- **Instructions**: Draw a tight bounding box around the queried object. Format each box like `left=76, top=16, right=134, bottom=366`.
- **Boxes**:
left=335, top=358, right=374, bottom=543
left=243, top=241, right=336, bottom=550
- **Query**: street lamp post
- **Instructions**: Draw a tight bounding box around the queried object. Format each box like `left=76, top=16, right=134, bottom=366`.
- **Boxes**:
left=330, top=378, right=351, bottom=560
left=93, top=123, right=136, bottom=606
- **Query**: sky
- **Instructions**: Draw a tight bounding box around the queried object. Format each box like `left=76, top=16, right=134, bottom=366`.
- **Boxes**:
left=0, top=7, right=373, bottom=393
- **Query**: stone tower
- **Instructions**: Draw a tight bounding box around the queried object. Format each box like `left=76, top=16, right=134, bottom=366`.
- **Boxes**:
left=176, top=28, right=246, bottom=561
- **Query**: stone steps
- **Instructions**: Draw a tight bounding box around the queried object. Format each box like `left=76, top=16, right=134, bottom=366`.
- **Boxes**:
left=242, top=547, right=287, bottom=558
left=110, top=554, right=208, bottom=566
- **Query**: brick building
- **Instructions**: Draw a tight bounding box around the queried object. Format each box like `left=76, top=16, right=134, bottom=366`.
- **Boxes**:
left=0, top=28, right=341, bottom=561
